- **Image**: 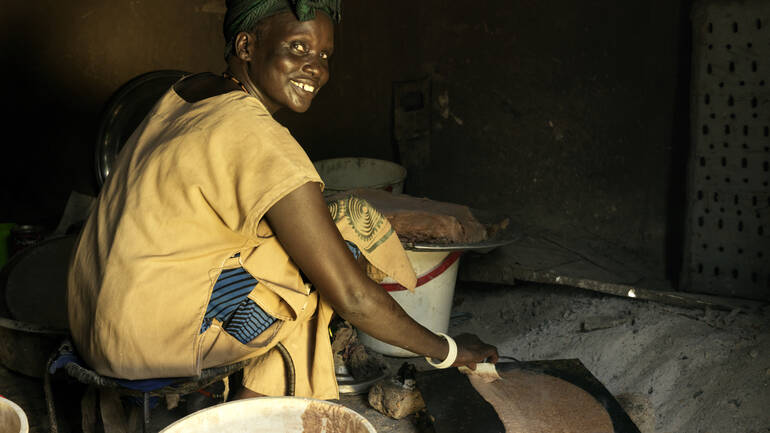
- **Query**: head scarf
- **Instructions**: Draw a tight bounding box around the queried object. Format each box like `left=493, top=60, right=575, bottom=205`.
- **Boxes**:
left=223, top=0, right=342, bottom=59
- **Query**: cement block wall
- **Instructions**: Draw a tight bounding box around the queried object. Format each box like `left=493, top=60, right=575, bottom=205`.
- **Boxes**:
left=0, top=0, right=692, bottom=283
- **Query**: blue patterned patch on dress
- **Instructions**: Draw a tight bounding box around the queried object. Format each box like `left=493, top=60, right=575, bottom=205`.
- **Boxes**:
left=200, top=244, right=361, bottom=342
left=223, top=300, right=276, bottom=343
left=200, top=265, right=276, bottom=344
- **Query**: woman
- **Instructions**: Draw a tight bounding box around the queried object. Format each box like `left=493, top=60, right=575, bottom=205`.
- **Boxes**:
left=67, top=0, right=498, bottom=401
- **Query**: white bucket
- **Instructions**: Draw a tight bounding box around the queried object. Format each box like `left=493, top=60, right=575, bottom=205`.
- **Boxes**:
left=160, top=397, right=376, bottom=433
left=358, top=250, right=460, bottom=357
left=0, top=397, right=29, bottom=433
left=313, top=157, right=407, bottom=196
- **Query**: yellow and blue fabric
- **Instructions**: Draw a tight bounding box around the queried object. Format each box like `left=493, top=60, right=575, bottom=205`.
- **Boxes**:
left=200, top=256, right=277, bottom=344
left=201, top=242, right=360, bottom=344
left=66, top=74, right=416, bottom=398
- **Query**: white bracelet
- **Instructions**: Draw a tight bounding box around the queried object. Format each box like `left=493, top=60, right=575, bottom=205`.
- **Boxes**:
left=425, top=333, right=457, bottom=369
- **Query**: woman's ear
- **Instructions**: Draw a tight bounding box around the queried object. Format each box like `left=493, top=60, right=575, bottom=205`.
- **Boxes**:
left=234, top=31, right=255, bottom=61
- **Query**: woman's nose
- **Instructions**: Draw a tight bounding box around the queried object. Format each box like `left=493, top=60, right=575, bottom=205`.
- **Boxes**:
left=302, top=57, right=325, bottom=77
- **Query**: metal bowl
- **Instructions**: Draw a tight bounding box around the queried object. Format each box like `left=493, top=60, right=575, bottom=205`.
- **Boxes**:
left=95, top=70, right=189, bottom=187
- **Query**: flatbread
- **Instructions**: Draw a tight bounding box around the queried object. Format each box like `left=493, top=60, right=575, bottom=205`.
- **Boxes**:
left=466, top=368, right=614, bottom=433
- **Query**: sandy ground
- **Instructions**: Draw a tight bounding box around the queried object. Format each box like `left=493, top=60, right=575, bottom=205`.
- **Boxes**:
left=448, top=281, right=770, bottom=433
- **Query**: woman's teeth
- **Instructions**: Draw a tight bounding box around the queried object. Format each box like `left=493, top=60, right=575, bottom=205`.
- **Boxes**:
left=291, top=80, right=315, bottom=93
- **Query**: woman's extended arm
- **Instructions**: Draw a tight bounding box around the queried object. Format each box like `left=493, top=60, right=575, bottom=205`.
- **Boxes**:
left=265, top=182, right=498, bottom=368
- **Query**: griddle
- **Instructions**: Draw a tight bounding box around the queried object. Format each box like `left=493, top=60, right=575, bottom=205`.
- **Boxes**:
left=415, top=359, right=641, bottom=433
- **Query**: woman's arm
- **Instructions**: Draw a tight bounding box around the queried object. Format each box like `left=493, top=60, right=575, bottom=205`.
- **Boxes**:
left=265, top=182, right=498, bottom=367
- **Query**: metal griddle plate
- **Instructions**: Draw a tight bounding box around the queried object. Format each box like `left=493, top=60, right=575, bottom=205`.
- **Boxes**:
left=416, top=367, right=505, bottom=433
left=416, top=359, right=641, bottom=433
left=402, top=208, right=524, bottom=253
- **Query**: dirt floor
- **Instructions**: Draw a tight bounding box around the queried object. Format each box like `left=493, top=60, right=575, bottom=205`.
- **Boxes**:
left=1, top=280, right=768, bottom=433
left=449, top=281, right=770, bottom=433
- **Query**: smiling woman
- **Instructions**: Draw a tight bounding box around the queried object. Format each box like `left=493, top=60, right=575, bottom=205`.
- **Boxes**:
left=66, top=0, right=498, bottom=407
left=223, top=1, right=336, bottom=113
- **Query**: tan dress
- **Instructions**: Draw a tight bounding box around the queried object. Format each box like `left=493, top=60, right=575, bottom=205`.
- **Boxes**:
left=67, top=87, right=415, bottom=400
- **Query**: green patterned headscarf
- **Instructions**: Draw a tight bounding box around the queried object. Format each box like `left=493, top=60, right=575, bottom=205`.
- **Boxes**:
left=224, top=0, right=342, bottom=59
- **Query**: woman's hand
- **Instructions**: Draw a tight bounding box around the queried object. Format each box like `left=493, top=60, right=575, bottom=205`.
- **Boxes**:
left=452, top=333, right=499, bottom=370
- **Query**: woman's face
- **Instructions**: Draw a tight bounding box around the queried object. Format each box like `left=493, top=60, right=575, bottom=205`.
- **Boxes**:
left=246, top=11, right=334, bottom=113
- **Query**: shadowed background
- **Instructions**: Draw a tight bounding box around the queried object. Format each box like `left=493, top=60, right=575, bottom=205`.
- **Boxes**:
left=0, top=0, right=692, bottom=284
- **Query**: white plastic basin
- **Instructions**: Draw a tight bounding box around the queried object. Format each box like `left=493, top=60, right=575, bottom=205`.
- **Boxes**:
left=358, top=250, right=460, bottom=357
left=0, top=397, right=29, bottom=433
left=314, top=158, right=407, bottom=195
left=160, top=397, right=376, bottom=433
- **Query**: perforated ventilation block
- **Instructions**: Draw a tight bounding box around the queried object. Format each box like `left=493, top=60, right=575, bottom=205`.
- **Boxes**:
left=685, top=0, right=770, bottom=300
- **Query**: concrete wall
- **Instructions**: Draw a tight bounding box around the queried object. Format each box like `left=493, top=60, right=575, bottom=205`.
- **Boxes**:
left=1, top=0, right=692, bottom=281
left=277, top=0, right=692, bottom=280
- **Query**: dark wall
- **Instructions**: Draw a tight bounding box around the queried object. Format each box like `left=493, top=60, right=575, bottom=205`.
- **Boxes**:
left=276, top=0, right=692, bottom=279
left=1, top=0, right=691, bottom=280
left=0, top=0, right=225, bottom=227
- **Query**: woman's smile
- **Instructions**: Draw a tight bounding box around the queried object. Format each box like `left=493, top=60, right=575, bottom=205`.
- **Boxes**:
left=290, top=79, right=318, bottom=94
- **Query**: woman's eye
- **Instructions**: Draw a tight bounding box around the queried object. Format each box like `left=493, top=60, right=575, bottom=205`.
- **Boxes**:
left=291, top=42, right=308, bottom=53
left=320, top=52, right=329, bottom=60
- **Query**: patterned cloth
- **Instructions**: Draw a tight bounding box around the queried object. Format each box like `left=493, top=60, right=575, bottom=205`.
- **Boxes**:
left=223, top=0, right=342, bottom=58
left=328, top=194, right=417, bottom=291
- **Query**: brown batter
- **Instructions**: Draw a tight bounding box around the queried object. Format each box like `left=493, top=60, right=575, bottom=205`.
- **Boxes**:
left=327, top=188, right=489, bottom=244
left=301, top=401, right=371, bottom=433
left=465, top=369, right=614, bottom=433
